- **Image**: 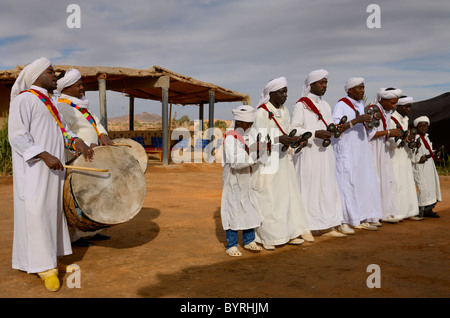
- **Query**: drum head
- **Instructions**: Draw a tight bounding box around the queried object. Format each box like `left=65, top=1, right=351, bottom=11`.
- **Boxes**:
left=112, top=138, right=148, bottom=173
left=70, top=146, right=146, bottom=225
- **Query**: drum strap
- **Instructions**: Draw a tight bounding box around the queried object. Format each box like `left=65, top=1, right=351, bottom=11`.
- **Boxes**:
left=22, top=89, right=77, bottom=151
left=58, top=98, right=102, bottom=138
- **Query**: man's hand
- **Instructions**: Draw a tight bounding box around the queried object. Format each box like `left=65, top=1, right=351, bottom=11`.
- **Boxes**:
left=278, top=134, right=296, bottom=146
left=74, top=138, right=94, bottom=161
left=388, top=128, right=402, bottom=138
left=315, top=130, right=332, bottom=140
left=37, top=151, right=64, bottom=171
left=99, top=134, right=114, bottom=146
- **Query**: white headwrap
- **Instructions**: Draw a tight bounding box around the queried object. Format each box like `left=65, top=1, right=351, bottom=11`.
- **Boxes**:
left=397, top=96, right=413, bottom=106
left=232, top=105, right=256, bottom=123
left=302, top=69, right=328, bottom=97
left=10, top=57, right=52, bottom=100
left=372, top=87, right=403, bottom=104
left=413, top=116, right=430, bottom=127
left=56, top=68, right=82, bottom=93
left=258, top=77, right=288, bottom=106
left=344, top=77, right=364, bottom=93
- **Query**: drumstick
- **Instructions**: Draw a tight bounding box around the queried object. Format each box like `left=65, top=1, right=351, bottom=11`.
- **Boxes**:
left=112, top=143, right=133, bottom=148
left=64, top=165, right=109, bottom=172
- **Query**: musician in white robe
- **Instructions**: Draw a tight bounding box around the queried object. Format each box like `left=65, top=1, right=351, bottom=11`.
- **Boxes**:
left=252, top=77, right=311, bottom=250
left=56, top=68, right=113, bottom=245
left=332, top=78, right=382, bottom=232
left=290, top=70, right=346, bottom=238
left=221, top=105, right=264, bottom=256
left=388, top=96, right=420, bottom=220
left=411, top=116, right=442, bottom=218
left=367, top=88, right=403, bottom=224
left=8, top=57, right=92, bottom=291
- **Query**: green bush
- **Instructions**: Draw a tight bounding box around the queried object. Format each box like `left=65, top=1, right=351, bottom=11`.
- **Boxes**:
left=0, top=114, right=12, bottom=175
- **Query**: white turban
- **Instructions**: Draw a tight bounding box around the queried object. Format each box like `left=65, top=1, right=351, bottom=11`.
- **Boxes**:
left=10, top=57, right=52, bottom=100
left=56, top=68, right=82, bottom=93
left=372, top=87, right=403, bottom=104
left=397, top=96, right=413, bottom=106
left=232, top=105, right=256, bottom=123
left=302, top=69, right=328, bottom=97
left=413, top=116, right=430, bottom=127
left=258, top=77, right=288, bottom=106
left=345, top=77, right=364, bottom=93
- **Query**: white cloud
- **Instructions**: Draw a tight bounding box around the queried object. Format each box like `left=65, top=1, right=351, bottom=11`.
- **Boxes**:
left=1, top=0, right=449, bottom=120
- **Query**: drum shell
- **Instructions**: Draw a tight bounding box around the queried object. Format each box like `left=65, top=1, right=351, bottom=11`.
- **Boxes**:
left=63, top=146, right=146, bottom=231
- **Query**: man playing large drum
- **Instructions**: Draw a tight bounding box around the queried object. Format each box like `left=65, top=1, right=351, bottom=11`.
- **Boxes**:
left=57, top=68, right=114, bottom=246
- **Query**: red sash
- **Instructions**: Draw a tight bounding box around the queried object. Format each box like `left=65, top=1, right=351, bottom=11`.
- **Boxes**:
left=370, top=104, right=388, bottom=140
left=419, top=135, right=435, bottom=161
left=257, top=104, right=287, bottom=135
left=297, top=97, right=328, bottom=127
left=225, top=130, right=252, bottom=173
left=339, top=97, right=360, bottom=116
left=390, top=115, right=402, bottom=130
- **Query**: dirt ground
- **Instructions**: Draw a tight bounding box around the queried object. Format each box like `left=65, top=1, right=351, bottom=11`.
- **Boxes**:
left=0, top=159, right=449, bottom=299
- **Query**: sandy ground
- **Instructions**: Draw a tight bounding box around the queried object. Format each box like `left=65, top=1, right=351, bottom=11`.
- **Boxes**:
left=0, top=160, right=449, bottom=300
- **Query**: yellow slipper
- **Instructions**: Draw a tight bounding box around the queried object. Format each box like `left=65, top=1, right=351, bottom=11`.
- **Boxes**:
left=38, top=268, right=60, bottom=292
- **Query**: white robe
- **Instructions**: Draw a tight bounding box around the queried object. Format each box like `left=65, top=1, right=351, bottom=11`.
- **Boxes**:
left=290, top=93, right=343, bottom=230
left=411, top=134, right=442, bottom=207
left=388, top=111, right=419, bottom=219
left=252, top=102, right=310, bottom=246
left=332, top=97, right=382, bottom=226
left=220, top=131, right=263, bottom=231
left=57, top=94, right=107, bottom=161
left=8, top=85, right=72, bottom=273
left=368, top=103, right=398, bottom=219
left=57, top=94, right=109, bottom=241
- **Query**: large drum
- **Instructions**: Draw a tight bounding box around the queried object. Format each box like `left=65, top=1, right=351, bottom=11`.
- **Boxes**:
left=63, top=146, right=146, bottom=231
left=112, top=138, right=148, bottom=173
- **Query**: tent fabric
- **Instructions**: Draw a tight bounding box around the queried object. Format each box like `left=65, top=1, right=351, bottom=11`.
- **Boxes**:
left=408, top=92, right=450, bottom=151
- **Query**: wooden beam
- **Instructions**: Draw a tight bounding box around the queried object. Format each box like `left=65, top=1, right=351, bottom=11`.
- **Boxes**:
left=98, top=75, right=108, bottom=130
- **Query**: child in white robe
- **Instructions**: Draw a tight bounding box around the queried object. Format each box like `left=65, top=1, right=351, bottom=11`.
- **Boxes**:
left=220, top=105, right=264, bottom=256
left=411, top=116, right=442, bottom=218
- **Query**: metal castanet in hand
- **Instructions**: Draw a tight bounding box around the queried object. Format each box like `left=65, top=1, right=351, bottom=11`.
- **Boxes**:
left=364, top=105, right=380, bottom=129
left=408, top=127, right=419, bottom=149
left=293, top=131, right=313, bottom=154
left=322, top=116, right=346, bottom=147
left=281, top=129, right=298, bottom=152
left=63, top=146, right=146, bottom=232
left=333, top=116, right=348, bottom=138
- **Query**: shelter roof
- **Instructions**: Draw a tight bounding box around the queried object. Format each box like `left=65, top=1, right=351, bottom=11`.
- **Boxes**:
left=0, top=64, right=250, bottom=105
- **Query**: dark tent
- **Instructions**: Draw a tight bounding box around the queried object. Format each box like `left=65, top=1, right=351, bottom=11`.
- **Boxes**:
left=408, top=92, right=450, bottom=152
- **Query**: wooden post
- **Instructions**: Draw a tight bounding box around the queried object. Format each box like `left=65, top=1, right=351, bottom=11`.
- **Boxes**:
left=199, top=102, right=204, bottom=132
left=161, top=87, right=169, bottom=165
left=98, top=74, right=107, bottom=130
left=129, top=96, right=134, bottom=131
left=208, top=90, right=215, bottom=129
left=168, top=102, right=173, bottom=157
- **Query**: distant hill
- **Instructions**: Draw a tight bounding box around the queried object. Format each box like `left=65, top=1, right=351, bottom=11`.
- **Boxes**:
left=109, top=112, right=162, bottom=123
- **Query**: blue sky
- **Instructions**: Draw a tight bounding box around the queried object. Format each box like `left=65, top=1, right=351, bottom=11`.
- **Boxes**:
left=1, top=0, right=449, bottom=121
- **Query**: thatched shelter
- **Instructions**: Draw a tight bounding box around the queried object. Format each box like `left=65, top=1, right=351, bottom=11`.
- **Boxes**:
left=0, top=64, right=250, bottom=165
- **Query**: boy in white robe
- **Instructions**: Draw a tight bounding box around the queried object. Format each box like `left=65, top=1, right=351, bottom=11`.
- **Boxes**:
left=368, top=88, right=403, bottom=225
left=221, top=105, right=264, bottom=256
left=252, top=77, right=311, bottom=250
left=8, top=57, right=93, bottom=291
left=411, top=116, right=442, bottom=218
left=56, top=68, right=113, bottom=246
left=388, top=96, right=420, bottom=220
left=332, top=78, right=382, bottom=232
left=291, top=70, right=346, bottom=238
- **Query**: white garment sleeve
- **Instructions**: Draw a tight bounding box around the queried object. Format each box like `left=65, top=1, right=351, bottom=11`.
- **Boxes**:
left=8, top=95, right=45, bottom=162
left=290, top=102, right=309, bottom=136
